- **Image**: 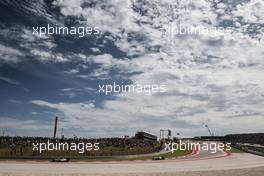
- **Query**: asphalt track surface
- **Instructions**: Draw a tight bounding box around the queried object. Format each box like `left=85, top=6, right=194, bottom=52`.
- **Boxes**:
left=1, top=142, right=264, bottom=176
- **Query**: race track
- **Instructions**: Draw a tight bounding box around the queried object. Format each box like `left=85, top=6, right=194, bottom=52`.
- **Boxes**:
left=1, top=142, right=264, bottom=176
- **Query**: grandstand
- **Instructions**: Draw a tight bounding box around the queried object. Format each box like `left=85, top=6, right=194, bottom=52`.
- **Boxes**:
left=224, top=133, right=264, bottom=156
left=196, top=136, right=225, bottom=141
left=134, top=131, right=158, bottom=142
left=191, top=133, right=264, bottom=146
left=225, top=133, right=264, bottom=146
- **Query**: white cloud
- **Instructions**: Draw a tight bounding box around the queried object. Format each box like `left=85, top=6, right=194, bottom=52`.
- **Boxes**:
left=0, top=76, right=20, bottom=85
left=27, top=0, right=264, bottom=136
left=53, top=0, right=140, bottom=35
left=0, top=117, right=52, bottom=136
left=2, top=0, right=264, bottom=137
left=233, top=0, right=264, bottom=23
left=0, top=44, right=24, bottom=63
left=59, top=88, right=85, bottom=98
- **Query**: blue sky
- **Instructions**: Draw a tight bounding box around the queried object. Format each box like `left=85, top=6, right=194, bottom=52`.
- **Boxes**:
left=0, top=0, right=264, bottom=138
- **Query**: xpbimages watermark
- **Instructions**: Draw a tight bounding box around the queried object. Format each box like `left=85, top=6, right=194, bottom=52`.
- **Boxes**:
left=32, top=24, right=100, bottom=37
left=98, top=82, right=166, bottom=95
left=162, top=24, right=233, bottom=38
left=165, top=140, right=232, bottom=154
left=32, top=140, right=100, bottom=154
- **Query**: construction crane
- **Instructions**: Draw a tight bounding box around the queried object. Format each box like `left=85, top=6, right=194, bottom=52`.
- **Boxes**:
left=205, top=124, right=214, bottom=136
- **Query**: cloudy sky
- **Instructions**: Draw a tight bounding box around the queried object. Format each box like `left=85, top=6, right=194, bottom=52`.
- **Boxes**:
left=0, top=0, right=263, bottom=138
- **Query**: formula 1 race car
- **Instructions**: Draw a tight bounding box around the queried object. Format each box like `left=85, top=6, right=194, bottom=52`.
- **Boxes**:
left=50, top=158, right=70, bottom=162
left=152, top=156, right=165, bottom=160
